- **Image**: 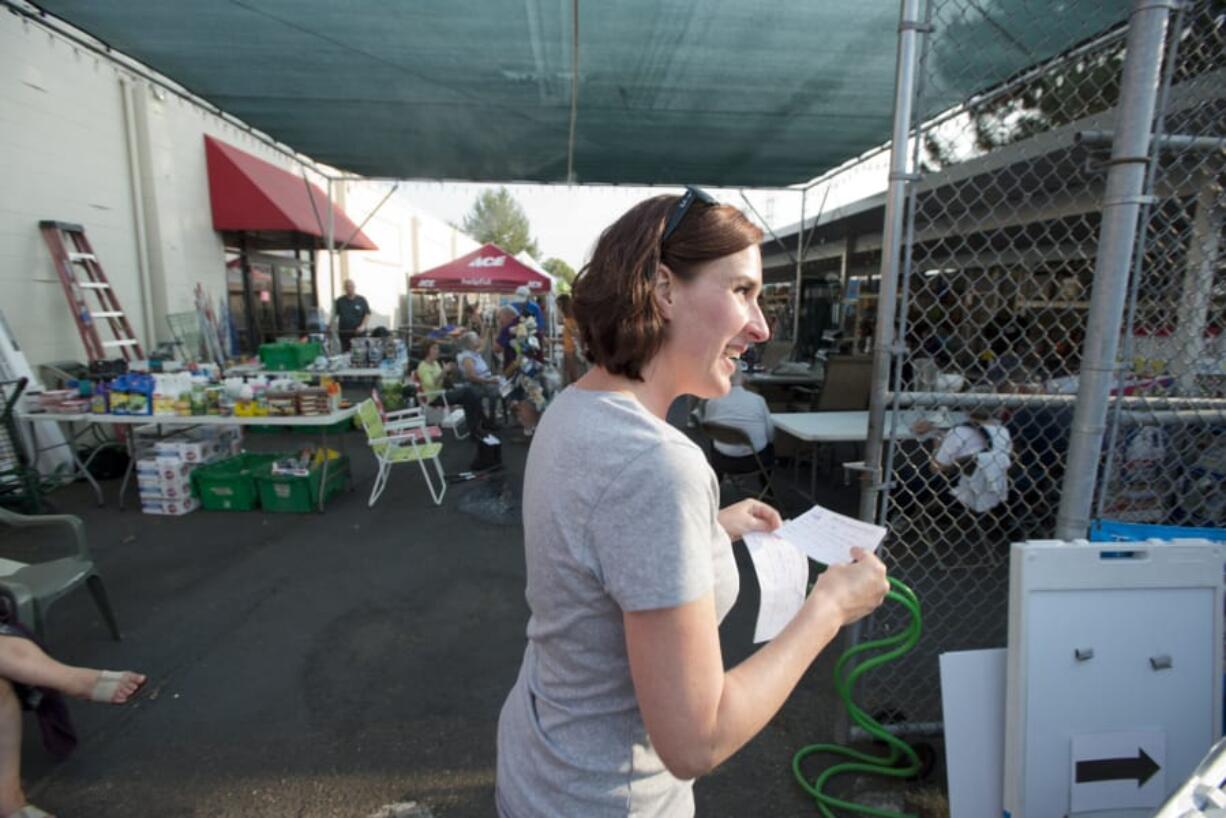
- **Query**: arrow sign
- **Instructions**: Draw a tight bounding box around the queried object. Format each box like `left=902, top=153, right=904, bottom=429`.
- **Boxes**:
left=1075, top=747, right=1160, bottom=787
left=1070, top=732, right=1166, bottom=813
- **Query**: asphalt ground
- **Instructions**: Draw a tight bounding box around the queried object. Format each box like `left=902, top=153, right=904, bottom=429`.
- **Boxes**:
left=3, top=405, right=942, bottom=817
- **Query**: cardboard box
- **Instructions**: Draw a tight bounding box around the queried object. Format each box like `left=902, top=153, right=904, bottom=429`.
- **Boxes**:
left=140, top=495, right=198, bottom=516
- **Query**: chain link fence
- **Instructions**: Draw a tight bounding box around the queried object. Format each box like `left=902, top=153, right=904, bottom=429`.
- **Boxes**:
left=849, top=0, right=1225, bottom=731
left=1096, top=1, right=1225, bottom=532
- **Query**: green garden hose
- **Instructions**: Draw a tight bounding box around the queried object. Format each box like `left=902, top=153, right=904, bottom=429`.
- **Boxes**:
left=792, top=576, right=924, bottom=818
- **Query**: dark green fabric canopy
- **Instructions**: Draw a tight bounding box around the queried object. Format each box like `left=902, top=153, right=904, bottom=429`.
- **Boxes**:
left=31, top=1, right=1128, bottom=186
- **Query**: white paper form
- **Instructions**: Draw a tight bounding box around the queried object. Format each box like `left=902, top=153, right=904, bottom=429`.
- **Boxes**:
left=743, top=532, right=809, bottom=643
left=744, top=503, right=888, bottom=643
left=780, top=504, right=887, bottom=566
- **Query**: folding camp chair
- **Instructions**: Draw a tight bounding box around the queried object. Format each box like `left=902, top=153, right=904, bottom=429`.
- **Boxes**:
left=700, top=421, right=776, bottom=502
left=355, top=399, right=446, bottom=507
left=408, top=374, right=469, bottom=440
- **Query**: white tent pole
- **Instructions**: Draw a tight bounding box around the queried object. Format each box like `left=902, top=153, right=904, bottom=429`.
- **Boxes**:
left=407, top=285, right=414, bottom=353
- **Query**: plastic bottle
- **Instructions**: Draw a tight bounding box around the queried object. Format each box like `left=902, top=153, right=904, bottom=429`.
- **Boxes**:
left=90, top=381, right=109, bottom=414
left=110, top=376, right=129, bottom=415
left=153, top=375, right=173, bottom=415
left=128, top=374, right=152, bottom=415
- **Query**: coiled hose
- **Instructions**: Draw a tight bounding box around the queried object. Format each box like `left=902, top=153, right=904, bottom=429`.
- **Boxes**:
left=792, top=576, right=924, bottom=818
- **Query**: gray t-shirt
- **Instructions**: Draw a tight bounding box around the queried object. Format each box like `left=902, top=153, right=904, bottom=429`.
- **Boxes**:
left=496, top=388, right=739, bottom=818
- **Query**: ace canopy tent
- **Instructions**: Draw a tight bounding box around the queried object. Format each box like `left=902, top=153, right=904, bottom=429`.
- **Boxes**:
left=409, top=245, right=552, bottom=295
left=407, top=244, right=553, bottom=333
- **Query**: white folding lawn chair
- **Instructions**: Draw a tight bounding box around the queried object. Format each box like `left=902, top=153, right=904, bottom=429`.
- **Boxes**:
left=356, top=399, right=446, bottom=507
left=408, top=373, right=469, bottom=440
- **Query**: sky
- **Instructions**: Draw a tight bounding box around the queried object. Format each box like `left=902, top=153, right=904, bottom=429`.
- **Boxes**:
left=394, top=182, right=809, bottom=271
left=394, top=148, right=892, bottom=271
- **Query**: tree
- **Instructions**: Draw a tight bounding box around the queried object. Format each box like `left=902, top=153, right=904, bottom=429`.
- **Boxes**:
left=922, top=8, right=1223, bottom=172
left=542, top=257, right=576, bottom=284
left=542, top=257, right=576, bottom=295
left=461, top=187, right=539, bottom=257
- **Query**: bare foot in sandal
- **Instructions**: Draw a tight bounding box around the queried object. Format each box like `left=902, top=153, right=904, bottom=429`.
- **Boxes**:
left=85, top=670, right=146, bottom=704
left=6, top=805, right=56, bottom=818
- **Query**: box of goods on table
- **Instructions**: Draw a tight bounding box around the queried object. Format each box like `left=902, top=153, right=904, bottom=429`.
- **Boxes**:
left=255, top=448, right=349, bottom=513
left=136, top=426, right=243, bottom=516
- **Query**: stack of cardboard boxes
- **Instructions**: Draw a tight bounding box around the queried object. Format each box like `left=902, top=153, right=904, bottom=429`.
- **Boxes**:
left=136, top=426, right=242, bottom=516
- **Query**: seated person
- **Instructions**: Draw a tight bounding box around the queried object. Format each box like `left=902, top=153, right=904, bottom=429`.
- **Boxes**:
left=0, top=631, right=145, bottom=818
left=911, top=407, right=1012, bottom=514
left=702, top=368, right=775, bottom=486
left=455, top=331, right=501, bottom=403
left=415, top=342, right=491, bottom=437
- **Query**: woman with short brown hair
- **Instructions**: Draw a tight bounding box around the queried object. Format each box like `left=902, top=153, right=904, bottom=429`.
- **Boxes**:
left=571, top=193, right=767, bottom=381
left=495, top=189, right=889, bottom=818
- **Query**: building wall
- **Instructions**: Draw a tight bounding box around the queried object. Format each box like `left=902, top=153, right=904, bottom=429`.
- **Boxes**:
left=0, top=11, right=474, bottom=367
left=0, top=15, right=146, bottom=367
left=327, top=189, right=476, bottom=330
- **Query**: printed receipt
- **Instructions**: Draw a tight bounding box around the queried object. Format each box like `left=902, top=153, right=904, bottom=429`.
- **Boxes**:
left=742, top=504, right=887, bottom=643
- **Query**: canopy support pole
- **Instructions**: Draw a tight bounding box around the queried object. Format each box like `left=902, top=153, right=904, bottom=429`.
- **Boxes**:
left=565, top=0, right=580, bottom=183
left=792, top=189, right=806, bottom=344
left=338, top=182, right=399, bottom=252
left=739, top=192, right=796, bottom=266
left=327, top=178, right=337, bottom=312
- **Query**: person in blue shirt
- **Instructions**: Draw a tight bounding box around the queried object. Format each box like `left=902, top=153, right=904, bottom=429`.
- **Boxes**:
left=496, top=304, right=546, bottom=436
left=511, top=285, right=544, bottom=331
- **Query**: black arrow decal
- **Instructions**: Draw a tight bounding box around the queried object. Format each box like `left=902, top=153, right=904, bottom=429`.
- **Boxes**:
left=1075, top=747, right=1160, bottom=787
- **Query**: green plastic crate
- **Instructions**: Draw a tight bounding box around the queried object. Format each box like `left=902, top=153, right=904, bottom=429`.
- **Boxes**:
left=191, top=453, right=284, bottom=511
left=255, top=454, right=350, bottom=513
left=247, top=417, right=351, bottom=435
left=258, top=342, right=322, bottom=372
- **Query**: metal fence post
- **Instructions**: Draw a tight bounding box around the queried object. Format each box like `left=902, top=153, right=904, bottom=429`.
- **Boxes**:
left=858, top=0, right=926, bottom=524
left=1055, top=0, right=1173, bottom=540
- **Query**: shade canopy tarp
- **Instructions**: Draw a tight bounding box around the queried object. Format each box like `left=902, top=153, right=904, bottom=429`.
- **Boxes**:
left=31, top=2, right=1128, bottom=186
left=205, top=136, right=377, bottom=250
left=410, top=244, right=552, bottom=294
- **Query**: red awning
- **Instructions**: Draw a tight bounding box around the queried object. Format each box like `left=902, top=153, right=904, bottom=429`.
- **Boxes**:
left=204, top=136, right=377, bottom=251
left=409, top=244, right=552, bottom=293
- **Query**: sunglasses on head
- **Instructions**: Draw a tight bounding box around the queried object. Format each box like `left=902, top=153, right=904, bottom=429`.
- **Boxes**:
left=660, top=186, right=716, bottom=246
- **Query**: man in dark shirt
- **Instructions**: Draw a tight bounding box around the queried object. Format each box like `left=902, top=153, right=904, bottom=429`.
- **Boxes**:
left=331, top=279, right=370, bottom=351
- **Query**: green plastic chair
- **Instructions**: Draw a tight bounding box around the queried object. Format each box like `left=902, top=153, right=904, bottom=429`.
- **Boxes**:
left=355, top=399, right=446, bottom=506
left=0, top=508, right=121, bottom=641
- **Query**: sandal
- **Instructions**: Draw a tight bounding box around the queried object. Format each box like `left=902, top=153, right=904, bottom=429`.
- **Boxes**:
left=89, top=671, right=146, bottom=704
left=8, top=805, right=54, bottom=818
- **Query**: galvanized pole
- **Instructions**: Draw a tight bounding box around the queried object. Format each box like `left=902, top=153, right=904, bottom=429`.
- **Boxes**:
left=857, top=0, right=925, bottom=523
left=1055, top=0, right=1171, bottom=540
left=326, top=178, right=336, bottom=287
left=793, top=188, right=806, bottom=344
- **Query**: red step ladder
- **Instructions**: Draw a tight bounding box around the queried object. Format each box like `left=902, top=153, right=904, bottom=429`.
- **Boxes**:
left=38, top=221, right=144, bottom=363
